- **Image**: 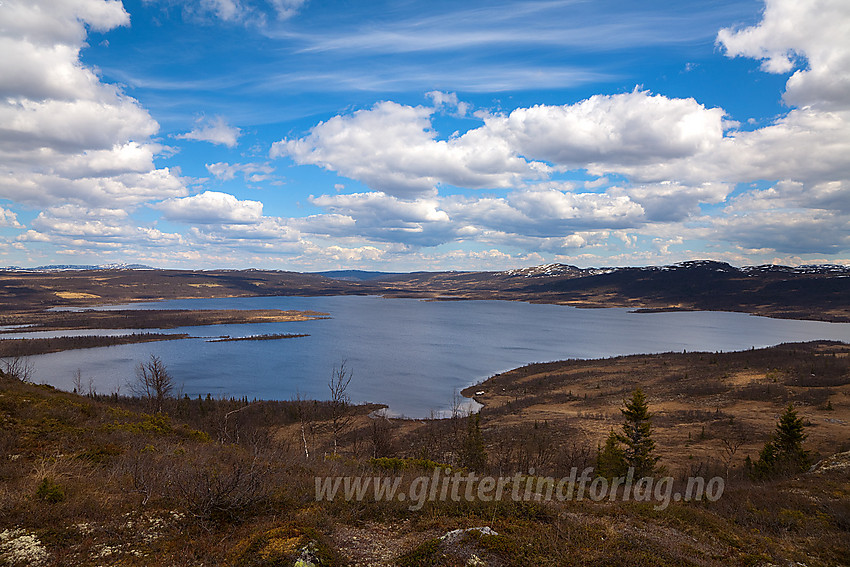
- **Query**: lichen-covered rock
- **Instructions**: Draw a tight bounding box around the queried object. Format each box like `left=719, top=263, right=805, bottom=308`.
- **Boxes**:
left=810, top=450, right=850, bottom=473
left=294, top=540, right=321, bottom=567
left=231, top=525, right=336, bottom=566
left=397, top=527, right=502, bottom=566
left=440, top=526, right=498, bottom=544
left=0, top=529, right=49, bottom=566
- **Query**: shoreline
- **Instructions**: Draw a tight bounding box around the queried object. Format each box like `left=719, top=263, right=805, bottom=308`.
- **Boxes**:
left=0, top=307, right=327, bottom=356
left=15, top=293, right=850, bottom=324
left=390, top=294, right=850, bottom=323
left=2, top=266, right=849, bottom=323
left=4, top=298, right=849, bottom=408
left=2, top=341, right=847, bottom=564
left=458, top=339, right=850, bottom=413
left=0, top=333, right=192, bottom=357
left=0, top=308, right=329, bottom=333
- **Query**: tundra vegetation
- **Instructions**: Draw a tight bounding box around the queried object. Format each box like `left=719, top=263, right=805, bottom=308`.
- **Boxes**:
left=0, top=341, right=848, bottom=566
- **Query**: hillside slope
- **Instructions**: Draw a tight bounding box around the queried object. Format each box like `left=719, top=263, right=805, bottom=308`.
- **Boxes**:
left=2, top=342, right=849, bottom=565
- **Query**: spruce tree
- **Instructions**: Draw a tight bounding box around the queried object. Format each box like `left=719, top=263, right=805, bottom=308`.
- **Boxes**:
left=751, top=403, right=810, bottom=479
left=597, top=429, right=627, bottom=478
left=617, top=388, right=659, bottom=477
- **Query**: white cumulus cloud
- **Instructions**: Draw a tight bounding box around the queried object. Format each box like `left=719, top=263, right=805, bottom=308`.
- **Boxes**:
left=717, top=0, right=850, bottom=109
left=272, top=91, right=727, bottom=198
left=24, top=204, right=184, bottom=249
left=299, top=186, right=651, bottom=249
left=272, top=101, right=548, bottom=197
left=176, top=116, right=242, bottom=148
left=0, top=206, right=23, bottom=228
left=0, top=0, right=186, bottom=209
left=156, top=191, right=264, bottom=224
left=485, top=89, right=727, bottom=168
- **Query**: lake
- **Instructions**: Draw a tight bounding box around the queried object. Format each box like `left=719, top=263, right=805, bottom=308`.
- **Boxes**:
left=11, top=295, right=850, bottom=417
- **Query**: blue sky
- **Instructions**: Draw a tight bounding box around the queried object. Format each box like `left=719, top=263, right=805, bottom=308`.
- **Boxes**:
left=1, top=0, right=849, bottom=270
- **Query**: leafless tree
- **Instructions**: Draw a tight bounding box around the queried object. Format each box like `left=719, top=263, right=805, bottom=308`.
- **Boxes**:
left=132, top=355, right=175, bottom=413
left=451, top=388, right=464, bottom=420
left=719, top=427, right=749, bottom=479
left=449, top=388, right=468, bottom=450
left=294, top=391, right=313, bottom=459
left=328, top=360, right=354, bottom=456
left=125, top=449, right=163, bottom=506
left=220, top=400, right=261, bottom=445
left=71, top=367, right=97, bottom=398
left=1, top=356, right=34, bottom=382
left=72, top=368, right=83, bottom=394
left=172, top=447, right=265, bottom=526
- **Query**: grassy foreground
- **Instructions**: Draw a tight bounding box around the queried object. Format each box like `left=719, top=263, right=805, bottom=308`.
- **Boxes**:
left=1, top=343, right=849, bottom=566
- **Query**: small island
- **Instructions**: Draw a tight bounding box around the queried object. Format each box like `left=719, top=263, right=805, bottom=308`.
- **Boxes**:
left=207, top=333, right=310, bottom=342
left=0, top=309, right=326, bottom=355
left=0, top=333, right=191, bottom=357
left=0, top=308, right=329, bottom=333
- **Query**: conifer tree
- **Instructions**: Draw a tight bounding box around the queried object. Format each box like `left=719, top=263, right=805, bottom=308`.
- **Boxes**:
left=617, top=388, right=659, bottom=477
left=750, top=403, right=810, bottom=479
left=597, top=429, right=627, bottom=478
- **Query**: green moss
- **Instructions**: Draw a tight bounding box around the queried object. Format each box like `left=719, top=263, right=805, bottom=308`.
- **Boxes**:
left=232, top=525, right=338, bottom=567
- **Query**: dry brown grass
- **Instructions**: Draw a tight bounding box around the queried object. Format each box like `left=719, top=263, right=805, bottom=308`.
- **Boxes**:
left=460, top=341, right=850, bottom=475
left=1, top=342, right=849, bottom=566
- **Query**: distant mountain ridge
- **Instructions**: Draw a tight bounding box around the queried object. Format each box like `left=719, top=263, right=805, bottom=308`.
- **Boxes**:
left=4, top=260, right=847, bottom=277
left=500, top=260, right=850, bottom=278
left=1, top=263, right=154, bottom=272
left=1, top=260, right=849, bottom=321
left=368, top=260, right=850, bottom=322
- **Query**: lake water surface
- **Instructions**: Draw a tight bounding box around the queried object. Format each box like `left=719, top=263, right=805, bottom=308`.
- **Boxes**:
left=14, top=296, right=850, bottom=417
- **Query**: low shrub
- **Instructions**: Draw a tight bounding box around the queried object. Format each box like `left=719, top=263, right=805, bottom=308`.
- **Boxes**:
left=35, top=477, right=65, bottom=503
